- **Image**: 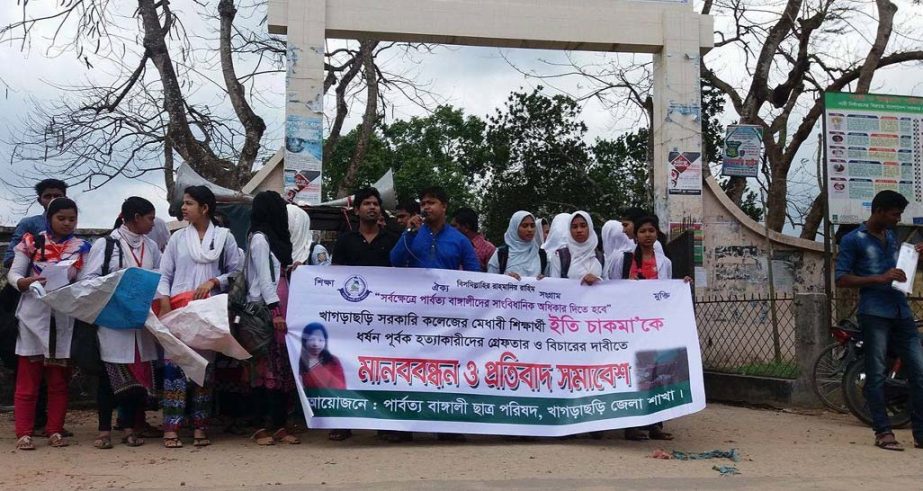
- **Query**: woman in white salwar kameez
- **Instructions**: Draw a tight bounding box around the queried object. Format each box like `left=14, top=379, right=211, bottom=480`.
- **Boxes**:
left=81, top=197, right=162, bottom=449
left=156, top=186, right=242, bottom=448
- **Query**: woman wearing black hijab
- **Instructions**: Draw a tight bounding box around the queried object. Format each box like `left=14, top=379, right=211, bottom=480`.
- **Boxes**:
left=246, top=191, right=300, bottom=446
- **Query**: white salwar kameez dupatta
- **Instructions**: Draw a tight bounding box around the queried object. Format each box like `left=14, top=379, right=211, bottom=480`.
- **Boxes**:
left=81, top=227, right=162, bottom=363
left=156, top=222, right=242, bottom=298
left=287, top=204, right=330, bottom=266
left=547, top=211, right=603, bottom=280
left=487, top=211, right=542, bottom=277
left=601, top=220, right=636, bottom=281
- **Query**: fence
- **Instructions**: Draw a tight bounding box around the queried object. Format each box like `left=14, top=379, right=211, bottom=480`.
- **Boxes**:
left=695, top=294, right=798, bottom=379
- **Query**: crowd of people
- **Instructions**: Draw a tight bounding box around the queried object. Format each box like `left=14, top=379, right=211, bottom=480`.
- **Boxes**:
left=1, top=178, right=681, bottom=451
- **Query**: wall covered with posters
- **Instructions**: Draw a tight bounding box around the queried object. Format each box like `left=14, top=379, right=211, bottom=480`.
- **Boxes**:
left=698, top=176, right=825, bottom=297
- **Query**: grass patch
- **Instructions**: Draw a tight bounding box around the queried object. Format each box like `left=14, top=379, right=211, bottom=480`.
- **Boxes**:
left=735, top=361, right=799, bottom=379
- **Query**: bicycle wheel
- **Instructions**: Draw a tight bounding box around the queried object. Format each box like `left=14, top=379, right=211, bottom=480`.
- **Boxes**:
left=842, top=356, right=911, bottom=429
left=811, top=342, right=850, bottom=413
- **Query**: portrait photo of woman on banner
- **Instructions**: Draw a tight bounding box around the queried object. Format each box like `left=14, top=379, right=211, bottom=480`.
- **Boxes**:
left=299, top=323, right=345, bottom=390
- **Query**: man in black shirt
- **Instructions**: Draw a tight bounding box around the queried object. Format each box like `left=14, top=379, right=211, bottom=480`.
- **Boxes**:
left=330, top=187, right=405, bottom=442
left=332, top=187, right=398, bottom=267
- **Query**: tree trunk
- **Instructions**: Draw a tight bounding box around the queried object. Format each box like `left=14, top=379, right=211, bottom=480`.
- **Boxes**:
left=765, top=163, right=788, bottom=232
left=856, top=0, right=898, bottom=94
left=137, top=0, right=235, bottom=188
left=218, top=0, right=266, bottom=188
left=800, top=194, right=824, bottom=240
left=336, top=40, right=379, bottom=198
left=164, top=132, right=176, bottom=201
left=323, top=52, right=363, bottom=160
left=724, top=176, right=747, bottom=205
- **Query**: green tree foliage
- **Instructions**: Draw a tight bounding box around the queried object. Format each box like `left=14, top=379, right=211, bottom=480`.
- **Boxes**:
left=324, top=106, right=485, bottom=209
left=477, top=88, right=651, bottom=241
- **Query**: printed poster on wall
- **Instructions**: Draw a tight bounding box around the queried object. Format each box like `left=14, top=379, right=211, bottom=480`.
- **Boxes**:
left=285, top=114, right=323, bottom=205
left=285, top=266, right=705, bottom=437
left=668, top=151, right=702, bottom=195
left=722, top=125, right=763, bottom=178
left=825, top=92, right=923, bottom=224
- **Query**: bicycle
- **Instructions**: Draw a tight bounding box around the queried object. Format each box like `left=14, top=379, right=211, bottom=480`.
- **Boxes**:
left=811, top=319, right=861, bottom=413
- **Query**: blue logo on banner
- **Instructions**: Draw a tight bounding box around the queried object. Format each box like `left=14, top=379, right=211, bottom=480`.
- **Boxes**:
left=339, top=275, right=371, bottom=302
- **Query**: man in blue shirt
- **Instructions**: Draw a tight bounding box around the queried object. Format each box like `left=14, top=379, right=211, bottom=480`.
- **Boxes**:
left=3, top=179, right=68, bottom=268
left=390, top=186, right=480, bottom=272
left=836, top=190, right=923, bottom=451
left=388, top=186, right=478, bottom=443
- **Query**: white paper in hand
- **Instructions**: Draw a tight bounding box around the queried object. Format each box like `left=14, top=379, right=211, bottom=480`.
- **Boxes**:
left=43, top=259, right=76, bottom=291
left=892, top=242, right=919, bottom=294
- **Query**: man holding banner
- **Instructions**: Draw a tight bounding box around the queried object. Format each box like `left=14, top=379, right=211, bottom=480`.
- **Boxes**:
left=285, top=197, right=705, bottom=441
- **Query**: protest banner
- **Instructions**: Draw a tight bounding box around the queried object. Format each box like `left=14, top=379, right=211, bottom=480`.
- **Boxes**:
left=286, top=266, right=705, bottom=437
left=40, top=267, right=160, bottom=329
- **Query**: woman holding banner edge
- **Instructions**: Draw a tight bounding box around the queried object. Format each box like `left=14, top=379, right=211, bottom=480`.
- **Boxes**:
left=7, top=197, right=90, bottom=450
left=156, top=186, right=243, bottom=448
left=81, top=197, right=162, bottom=449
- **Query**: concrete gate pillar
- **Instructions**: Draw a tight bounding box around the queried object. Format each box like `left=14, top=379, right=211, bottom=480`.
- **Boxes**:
left=280, top=0, right=326, bottom=204
left=271, top=0, right=713, bottom=218
left=652, top=11, right=705, bottom=232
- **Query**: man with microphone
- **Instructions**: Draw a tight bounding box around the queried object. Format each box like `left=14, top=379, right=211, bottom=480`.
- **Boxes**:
left=388, top=187, right=480, bottom=442
left=389, top=186, right=481, bottom=272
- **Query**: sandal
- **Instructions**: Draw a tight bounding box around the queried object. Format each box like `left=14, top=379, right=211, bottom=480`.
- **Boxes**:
left=16, top=435, right=35, bottom=451
left=328, top=429, right=352, bottom=441
left=875, top=432, right=904, bottom=451
left=273, top=428, right=301, bottom=445
left=193, top=430, right=211, bottom=447
left=251, top=429, right=275, bottom=446
left=94, top=435, right=113, bottom=450
left=649, top=427, right=674, bottom=441
left=122, top=434, right=145, bottom=447
left=162, top=437, right=183, bottom=449
left=48, top=433, right=69, bottom=448
left=625, top=428, right=650, bottom=441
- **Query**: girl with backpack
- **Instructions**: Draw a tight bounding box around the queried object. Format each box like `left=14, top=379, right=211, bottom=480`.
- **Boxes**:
left=82, top=197, right=162, bottom=449
left=245, top=192, right=300, bottom=446
left=156, top=185, right=243, bottom=448
left=607, top=215, right=677, bottom=441
left=487, top=211, right=546, bottom=280
left=7, top=197, right=90, bottom=450
left=546, top=211, right=605, bottom=285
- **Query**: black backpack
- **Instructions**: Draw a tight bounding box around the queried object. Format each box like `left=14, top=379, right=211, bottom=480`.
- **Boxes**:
left=71, top=236, right=123, bottom=376
left=556, top=247, right=605, bottom=278
left=496, top=245, right=547, bottom=275
left=620, top=251, right=635, bottom=280
left=0, top=233, right=47, bottom=368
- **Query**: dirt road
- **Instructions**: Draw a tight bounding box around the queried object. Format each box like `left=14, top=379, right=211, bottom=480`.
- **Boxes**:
left=1, top=404, right=921, bottom=490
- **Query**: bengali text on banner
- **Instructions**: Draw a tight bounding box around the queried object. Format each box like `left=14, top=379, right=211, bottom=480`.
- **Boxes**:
left=285, top=266, right=705, bottom=436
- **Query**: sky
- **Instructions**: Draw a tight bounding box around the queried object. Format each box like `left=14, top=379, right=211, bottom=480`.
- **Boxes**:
left=0, top=1, right=921, bottom=232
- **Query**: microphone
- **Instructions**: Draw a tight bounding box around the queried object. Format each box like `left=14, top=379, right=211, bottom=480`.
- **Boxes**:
left=420, top=210, right=429, bottom=219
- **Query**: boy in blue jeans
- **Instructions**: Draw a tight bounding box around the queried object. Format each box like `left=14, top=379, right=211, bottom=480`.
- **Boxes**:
left=836, top=190, right=923, bottom=451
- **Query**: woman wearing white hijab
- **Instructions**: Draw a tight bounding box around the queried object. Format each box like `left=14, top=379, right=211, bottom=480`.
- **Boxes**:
left=546, top=211, right=605, bottom=284
left=487, top=211, right=544, bottom=280
left=533, top=217, right=546, bottom=248
left=541, top=213, right=571, bottom=253
left=601, top=220, right=637, bottom=280
left=286, top=205, right=330, bottom=266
